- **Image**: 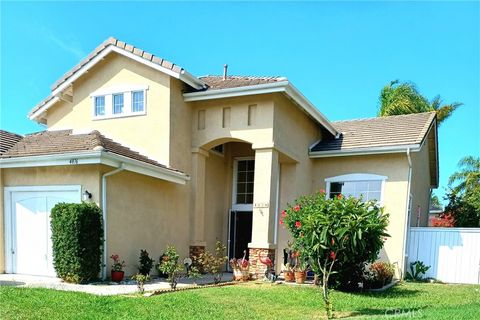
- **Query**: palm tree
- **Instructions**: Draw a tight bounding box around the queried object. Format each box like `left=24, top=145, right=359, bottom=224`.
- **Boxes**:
left=378, top=80, right=462, bottom=124
left=448, top=156, right=480, bottom=195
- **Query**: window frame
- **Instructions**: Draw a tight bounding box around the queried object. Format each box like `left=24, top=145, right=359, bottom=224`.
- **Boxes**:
left=112, top=93, right=124, bottom=115
left=94, top=96, right=105, bottom=116
left=131, top=90, right=145, bottom=113
left=91, top=85, right=148, bottom=120
left=232, top=157, right=255, bottom=211
left=325, top=173, right=387, bottom=204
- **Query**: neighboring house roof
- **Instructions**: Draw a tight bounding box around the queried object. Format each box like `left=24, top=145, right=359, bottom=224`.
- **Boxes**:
left=0, top=130, right=188, bottom=184
left=199, top=75, right=287, bottom=90
left=310, top=112, right=436, bottom=155
left=0, top=130, right=23, bottom=155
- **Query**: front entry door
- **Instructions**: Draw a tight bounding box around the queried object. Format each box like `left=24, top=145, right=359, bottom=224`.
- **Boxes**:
left=228, top=211, right=252, bottom=260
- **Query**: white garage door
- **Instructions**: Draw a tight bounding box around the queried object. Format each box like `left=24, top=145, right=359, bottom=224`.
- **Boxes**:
left=4, top=186, right=81, bottom=277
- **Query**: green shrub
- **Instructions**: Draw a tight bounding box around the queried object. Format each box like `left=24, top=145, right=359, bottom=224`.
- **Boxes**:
left=157, top=245, right=183, bottom=289
left=282, top=190, right=389, bottom=319
left=138, top=249, right=154, bottom=276
left=50, top=202, right=103, bottom=283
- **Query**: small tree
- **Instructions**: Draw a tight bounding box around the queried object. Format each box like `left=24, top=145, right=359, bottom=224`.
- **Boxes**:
left=198, top=241, right=228, bottom=284
left=50, top=202, right=103, bottom=284
left=282, top=191, right=389, bottom=319
left=157, top=245, right=183, bottom=289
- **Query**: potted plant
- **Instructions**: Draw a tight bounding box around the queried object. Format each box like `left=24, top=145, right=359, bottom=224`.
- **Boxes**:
left=229, top=250, right=250, bottom=281
left=283, top=263, right=295, bottom=282
left=294, top=259, right=308, bottom=284
left=110, top=254, right=126, bottom=282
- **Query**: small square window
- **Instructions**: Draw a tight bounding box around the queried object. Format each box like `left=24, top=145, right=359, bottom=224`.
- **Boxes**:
left=132, top=91, right=144, bottom=112
left=113, top=94, right=124, bottom=114
left=94, top=96, right=105, bottom=116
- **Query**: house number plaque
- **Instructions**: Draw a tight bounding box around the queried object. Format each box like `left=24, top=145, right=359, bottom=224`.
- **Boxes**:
left=254, top=202, right=269, bottom=208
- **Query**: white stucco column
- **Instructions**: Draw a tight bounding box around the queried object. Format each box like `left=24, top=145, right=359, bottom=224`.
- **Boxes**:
left=249, top=148, right=279, bottom=249
left=190, top=148, right=209, bottom=248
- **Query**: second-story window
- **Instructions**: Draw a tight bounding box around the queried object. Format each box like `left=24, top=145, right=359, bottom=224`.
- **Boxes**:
left=113, top=94, right=124, bottom=114
left=132, top=91, right=144, bottom=112
left=94, top=96, right=105, bottom=116
left=91, top=85, right=148, bottom=120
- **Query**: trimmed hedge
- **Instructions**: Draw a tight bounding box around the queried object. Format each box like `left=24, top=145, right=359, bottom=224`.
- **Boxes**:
left=50, top=202, right=103, bottom=283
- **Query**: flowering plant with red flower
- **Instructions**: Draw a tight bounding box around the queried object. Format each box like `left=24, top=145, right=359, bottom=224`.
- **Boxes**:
left=110, top=254, right=126, bottom=272
left=282, top=191, right=390, bottom=319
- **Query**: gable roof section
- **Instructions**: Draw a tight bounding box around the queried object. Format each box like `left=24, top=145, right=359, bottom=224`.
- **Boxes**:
left=29, top=37, right=206, bottom=121
left=184, top=78, right=339, bottom=137
left=0, top=130, right=23, bottom=155
left=310, top=112, right=436, bottom=155
left=0, top=130, right=188, bottom=184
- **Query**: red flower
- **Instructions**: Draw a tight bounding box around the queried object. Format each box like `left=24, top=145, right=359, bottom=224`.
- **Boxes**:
left=337, top=194, right=343, bottom=199
left=293, top=205, right=301, bottom=212
left=320, top=189, right=326, bottom=194
left=295, top=221, right=302, bottom=228
left=281, top=210, right=287, bottom=217
left=279, top=219, right=284, bottom=225
left=329, top=251, right=336, bottom=260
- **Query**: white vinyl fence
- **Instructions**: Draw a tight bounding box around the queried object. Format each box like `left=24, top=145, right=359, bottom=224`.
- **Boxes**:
left=407, top=227, right=480, bottom=284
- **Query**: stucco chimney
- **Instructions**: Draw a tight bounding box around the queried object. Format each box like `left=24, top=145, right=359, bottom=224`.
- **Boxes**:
left=223, top=64, right=228, bottom=80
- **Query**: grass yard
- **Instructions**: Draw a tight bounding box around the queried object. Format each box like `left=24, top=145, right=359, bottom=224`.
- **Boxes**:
left=1, top=282, right=479, bottom=319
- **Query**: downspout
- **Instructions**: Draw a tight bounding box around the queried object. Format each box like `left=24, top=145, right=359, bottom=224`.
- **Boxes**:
left=101, top=164, right=125, bottom=279
left=273, top=166, right=281, bottom=245
left=401, top=148, right=413, bottom=279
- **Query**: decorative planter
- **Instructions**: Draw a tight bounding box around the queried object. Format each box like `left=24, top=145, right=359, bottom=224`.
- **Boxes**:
left=295, top=271, right=306, bottom=284
left=233, top=269, right=249, bottom=281
left=284, top=270, right=295, bottom=282
left=111, top=270, right=124, bottom=282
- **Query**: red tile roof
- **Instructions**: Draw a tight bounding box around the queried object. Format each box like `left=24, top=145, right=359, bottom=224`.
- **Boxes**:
left=0, top=130, right=23, bottom=155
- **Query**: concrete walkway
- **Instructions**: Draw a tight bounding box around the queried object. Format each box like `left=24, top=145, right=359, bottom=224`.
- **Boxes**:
left=0, top=273, right=233, bottom=296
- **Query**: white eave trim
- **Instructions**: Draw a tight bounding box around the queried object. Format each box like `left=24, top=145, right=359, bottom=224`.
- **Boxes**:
left=309, top=144, right=422, bottom=158
left=29, top=45, right=206, bottom=121
left=183, top=81, right=339, bottom=137
left=28, top=96, right=60, bottom=121
left=0, top=151, right=189, bottom=185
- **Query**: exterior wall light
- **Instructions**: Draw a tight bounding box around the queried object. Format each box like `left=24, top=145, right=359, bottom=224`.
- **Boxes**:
left=83, top=190, right=92, bottom=201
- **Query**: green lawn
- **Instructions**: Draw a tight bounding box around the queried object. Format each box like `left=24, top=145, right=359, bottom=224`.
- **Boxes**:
left=1, top=282, right=479, bottom=319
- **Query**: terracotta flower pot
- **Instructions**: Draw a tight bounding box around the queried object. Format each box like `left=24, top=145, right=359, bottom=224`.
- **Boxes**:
left=284, top=270, right=295, bottom=282
left=295, top=271, right=306, bottom=284
left=111, top=270, right=124, bottom=282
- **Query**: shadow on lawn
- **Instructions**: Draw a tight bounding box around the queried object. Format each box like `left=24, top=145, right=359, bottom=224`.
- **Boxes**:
left=344, top=286, right=421, bottom=299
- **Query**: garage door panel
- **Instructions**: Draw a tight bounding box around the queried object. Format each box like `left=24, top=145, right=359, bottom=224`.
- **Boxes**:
left=13, top=196, right=49, bottom=276
left=5, top=186, right=81, bottom=277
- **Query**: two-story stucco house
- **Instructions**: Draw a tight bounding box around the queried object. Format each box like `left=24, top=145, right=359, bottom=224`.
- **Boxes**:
left=0, top=38, right=438, bottom=279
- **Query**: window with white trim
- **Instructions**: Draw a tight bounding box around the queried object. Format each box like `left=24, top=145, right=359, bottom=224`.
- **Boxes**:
left=91, top=85, right=148, bottom=120
left=94, top=96, right=105, bottom=116
left=113, top=93, right=124, bottom=114
left=234, top=159, right=255, bottom=205
left=326, top=174, right=387, bottom=203
left=132, top=91, right=144, bottom=112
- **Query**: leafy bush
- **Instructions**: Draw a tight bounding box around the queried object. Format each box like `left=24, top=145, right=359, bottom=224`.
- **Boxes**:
left=366, top=261, right=395, bottom=288
left=131, top=273, right=150, bottom=293
left=198, top=241, right=228, bottom=284
left=50, top=202, right=103, bottom=284
left=138, top=249, right=154, bottom=276
left=157, top=245, right=183, bottom=289
left=444, top=191, right=479, bottom=227
left=406, top=261, right=430, bottom=281
left=282, top=190, right=389, bottom=319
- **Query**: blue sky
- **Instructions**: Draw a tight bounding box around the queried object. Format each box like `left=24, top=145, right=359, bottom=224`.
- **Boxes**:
left=1, top=1, right=479, bottom=203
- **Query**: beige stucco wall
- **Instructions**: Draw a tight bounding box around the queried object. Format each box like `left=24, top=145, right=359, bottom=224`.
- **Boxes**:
left=104, top=167, right=190, bottom=276
left=0, top=165, right=102, bottom=273
left=0, top=169, right=4, bottom=272
left=409, top=137, right=433, bottom=227
left=310, top=154, right=410, bottom=276
left=46, top=53, right=172, bottom=166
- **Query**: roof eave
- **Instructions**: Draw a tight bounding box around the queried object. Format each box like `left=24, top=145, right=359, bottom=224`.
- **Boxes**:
left=183, top=81, right=339, bottom=137
left=0, top=150, right=189, bottom=185
left=28, top=44, right=206, bottom=122
left=309, top=144, right=422, bottom=158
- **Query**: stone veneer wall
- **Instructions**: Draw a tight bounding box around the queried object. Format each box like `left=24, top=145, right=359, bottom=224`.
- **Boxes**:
left=248, top=248, right=276, bottom=279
